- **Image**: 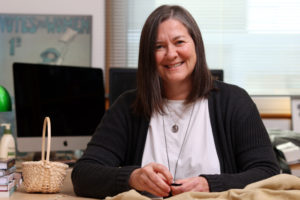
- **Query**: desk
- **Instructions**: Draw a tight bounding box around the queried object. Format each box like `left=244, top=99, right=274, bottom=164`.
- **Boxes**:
left=10, top=168, right=97, bottom=200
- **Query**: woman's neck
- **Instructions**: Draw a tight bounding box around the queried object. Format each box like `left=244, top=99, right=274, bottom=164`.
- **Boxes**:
left=163, top=80, right=192, bottom=100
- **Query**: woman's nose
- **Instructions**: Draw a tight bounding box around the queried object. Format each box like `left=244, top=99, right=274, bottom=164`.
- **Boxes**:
left=165, top=45, right=178, bottom=60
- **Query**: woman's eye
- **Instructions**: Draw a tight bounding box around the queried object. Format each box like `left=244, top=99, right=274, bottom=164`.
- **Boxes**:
left=155, top=45, right=163, bottom=49
left=176, top=40, right=184, bottom=45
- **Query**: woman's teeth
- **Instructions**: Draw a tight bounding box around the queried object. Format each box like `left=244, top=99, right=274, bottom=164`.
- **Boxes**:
left=167, top=62, right=182, bottom=68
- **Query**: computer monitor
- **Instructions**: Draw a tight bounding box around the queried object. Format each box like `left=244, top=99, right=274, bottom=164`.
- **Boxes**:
left=109, top=67, right=137, bottom=105
left=13, top=62, right=105, bottom=152
left=210, top=69, right=224, bottom=81
left=109, top=67, right=223, bottom=106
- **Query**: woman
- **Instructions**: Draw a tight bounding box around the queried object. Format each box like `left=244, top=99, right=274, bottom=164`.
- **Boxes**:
left=72, top=5, right=279, bottom=199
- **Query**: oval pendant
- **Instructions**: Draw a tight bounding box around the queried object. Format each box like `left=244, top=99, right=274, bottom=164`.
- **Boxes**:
left=172, top=124, right=179, bottom=133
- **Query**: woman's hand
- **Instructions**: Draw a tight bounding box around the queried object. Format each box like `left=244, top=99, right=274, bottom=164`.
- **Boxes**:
left=171, top=176, right=209, bottom=195
left=129, top=162, right=173, bottom=197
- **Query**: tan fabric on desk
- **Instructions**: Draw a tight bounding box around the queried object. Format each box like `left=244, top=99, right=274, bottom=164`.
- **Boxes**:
left=105, top=174, right=300, bottom=200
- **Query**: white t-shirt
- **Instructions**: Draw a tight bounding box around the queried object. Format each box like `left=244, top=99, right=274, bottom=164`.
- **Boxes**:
left=141, top=99, right=220, bottom=181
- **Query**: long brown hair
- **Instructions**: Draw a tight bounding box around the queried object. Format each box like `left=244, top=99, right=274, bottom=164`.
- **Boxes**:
left=133, top=5, right=213, bottom=119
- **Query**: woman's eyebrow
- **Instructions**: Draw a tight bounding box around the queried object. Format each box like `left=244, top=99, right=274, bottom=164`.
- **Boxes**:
left=156, top=35, right=185, bottom=41
left=172, top=35, right=185, bottom=40
left=155, top=35, right=187, bottom=44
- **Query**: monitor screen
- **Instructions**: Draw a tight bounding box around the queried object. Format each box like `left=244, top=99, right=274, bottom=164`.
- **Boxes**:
left=109, top=67, right=137, bottom=105
left=13, top=62, right=105, bottom=152
left=210, top=69, right=224, bottom=81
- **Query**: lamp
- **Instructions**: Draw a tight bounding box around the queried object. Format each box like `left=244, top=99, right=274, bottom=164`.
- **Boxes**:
left=0, top=85, right=12, bottom=112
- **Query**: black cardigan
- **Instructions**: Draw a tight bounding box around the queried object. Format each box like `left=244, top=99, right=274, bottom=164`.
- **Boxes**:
left=71, top=81, right=280, bottom=199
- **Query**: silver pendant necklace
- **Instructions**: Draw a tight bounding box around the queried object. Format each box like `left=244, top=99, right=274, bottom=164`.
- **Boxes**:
left=163, top=102, right=195, bottom=181
left=171, top=124, right=179, bottom=133
left=166, top=102, right=192, bottom=133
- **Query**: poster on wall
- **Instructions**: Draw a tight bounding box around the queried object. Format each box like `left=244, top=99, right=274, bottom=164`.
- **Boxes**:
left=0, top=14, right=92, bottom=94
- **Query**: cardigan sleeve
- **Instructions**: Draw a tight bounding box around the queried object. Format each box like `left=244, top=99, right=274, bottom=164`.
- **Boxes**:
left=202, top=84, right=280, bottom=192
left=71, top=93, right=140, bottom=199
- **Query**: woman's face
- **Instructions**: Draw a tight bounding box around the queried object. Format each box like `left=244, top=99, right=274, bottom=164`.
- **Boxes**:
left=155, top=19, right=196, bottom=86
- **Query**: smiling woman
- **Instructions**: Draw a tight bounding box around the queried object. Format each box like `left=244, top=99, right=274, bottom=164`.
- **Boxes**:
left=155, top=19, right=197, bottom=100
left=72, top=5, right=279, bottom=199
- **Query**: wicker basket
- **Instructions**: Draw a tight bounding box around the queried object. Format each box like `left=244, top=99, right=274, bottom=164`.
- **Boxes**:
left=22, top=117, right=69, bottom=193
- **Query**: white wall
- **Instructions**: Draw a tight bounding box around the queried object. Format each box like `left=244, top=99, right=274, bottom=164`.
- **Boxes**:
left=0, top=0, right=105, bottom=69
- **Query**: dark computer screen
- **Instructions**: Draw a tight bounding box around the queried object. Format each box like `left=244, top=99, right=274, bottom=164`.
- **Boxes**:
left=109, top=67, right=137, bottom=105
left=210, top=69, right=224, bottom=82
left=13, top=62, right=105, bottom=140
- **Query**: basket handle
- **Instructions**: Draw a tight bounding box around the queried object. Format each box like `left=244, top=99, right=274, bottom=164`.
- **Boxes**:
left=41, top=117, right=51, bottom=162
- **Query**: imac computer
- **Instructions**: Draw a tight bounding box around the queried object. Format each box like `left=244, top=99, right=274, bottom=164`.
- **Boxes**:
left=109, top=67, right=224, bottom=106
left=13, top=62, right=105, bottom=152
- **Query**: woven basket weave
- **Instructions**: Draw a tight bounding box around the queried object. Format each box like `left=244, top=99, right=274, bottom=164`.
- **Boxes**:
left=22, top=117, right=69, bottom=193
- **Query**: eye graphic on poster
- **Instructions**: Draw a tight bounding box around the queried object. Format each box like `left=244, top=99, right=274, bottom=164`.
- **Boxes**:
left=0, top=14, right=92, bottom=93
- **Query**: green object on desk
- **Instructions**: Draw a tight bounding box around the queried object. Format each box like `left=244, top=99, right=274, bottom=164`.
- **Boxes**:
left=0, top=85, right=12, bottom=112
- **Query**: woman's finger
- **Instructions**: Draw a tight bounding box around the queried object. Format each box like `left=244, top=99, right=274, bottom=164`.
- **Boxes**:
left=171, top=176, right=209, bottom=195
left=142, top=174, right=170, bottom=197
left=152, top=163, right=173, bottom=184
left=144, top=163, right=172, bottom=194
left=129, top=162, right=172, bottom=197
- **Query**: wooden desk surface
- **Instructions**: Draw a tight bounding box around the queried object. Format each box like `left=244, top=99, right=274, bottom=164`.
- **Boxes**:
left=10, top=168, right=98, bottom=200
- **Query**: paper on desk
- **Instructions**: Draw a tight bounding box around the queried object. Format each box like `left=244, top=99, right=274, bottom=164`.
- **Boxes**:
left=276, top=142, right=300, bottom=163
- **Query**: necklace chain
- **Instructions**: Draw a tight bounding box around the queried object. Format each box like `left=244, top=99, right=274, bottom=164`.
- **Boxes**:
left=163, top=102, right=195, bottom=181
left=165, top=102, right=193, bottom=133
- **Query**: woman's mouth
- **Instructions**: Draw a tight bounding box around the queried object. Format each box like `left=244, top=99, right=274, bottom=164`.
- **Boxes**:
left=165, top=62, right=184, bottom=69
